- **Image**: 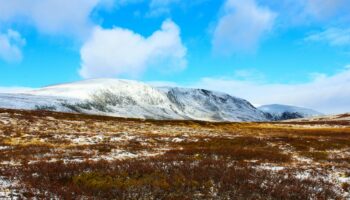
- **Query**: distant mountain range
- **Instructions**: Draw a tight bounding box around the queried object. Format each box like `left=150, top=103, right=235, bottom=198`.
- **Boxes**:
left=258, top=104, right=323, bottom=121
left=285, top=113, right=350, bottom=125
left=0, top=79, right=323, bottom=122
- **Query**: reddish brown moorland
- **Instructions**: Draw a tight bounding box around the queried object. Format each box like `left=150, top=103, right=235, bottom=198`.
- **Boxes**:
left=0, top=109, right=349, bottom=199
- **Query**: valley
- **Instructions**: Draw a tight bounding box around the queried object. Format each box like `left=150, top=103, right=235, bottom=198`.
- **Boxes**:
left=0, top=108, right=349, bottom=199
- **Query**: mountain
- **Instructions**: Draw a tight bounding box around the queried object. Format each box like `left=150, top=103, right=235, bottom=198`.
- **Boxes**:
left=0, top=79, right=269, bottom=122
left=258, top=104, right=323, bottom=121
left=159, top=87, right=267, bottom=121
left=284, top=113, right=350, bottom=125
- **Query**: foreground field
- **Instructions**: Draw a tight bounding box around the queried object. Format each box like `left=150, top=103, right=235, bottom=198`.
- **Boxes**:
left=0, top=109, right=349, bottom=199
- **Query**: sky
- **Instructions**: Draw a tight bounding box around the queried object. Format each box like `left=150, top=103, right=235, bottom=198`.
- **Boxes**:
left=0, top=0, right=350, bottom=114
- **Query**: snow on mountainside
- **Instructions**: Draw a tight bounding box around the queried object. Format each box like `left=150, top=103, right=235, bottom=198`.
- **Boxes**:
left=0, top=79, right=269, bottom=122
left=259, top=104, right=323, bottom=121
left=159, top=87, right=267, bottom=121
left=285, top=113, right=350, bottom=123
left=29, top=79, right=164, bottom=101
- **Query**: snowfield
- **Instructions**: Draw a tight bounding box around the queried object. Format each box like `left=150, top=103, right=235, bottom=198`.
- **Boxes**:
left=0, top=79, right=269, bottom=122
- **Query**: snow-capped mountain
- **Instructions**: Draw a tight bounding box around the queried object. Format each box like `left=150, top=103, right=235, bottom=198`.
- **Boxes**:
left=0, top=79, right=269, bottom=122
left=159, top=87, right=267, bottom=121
left=258, top=104, right=323, bottom=121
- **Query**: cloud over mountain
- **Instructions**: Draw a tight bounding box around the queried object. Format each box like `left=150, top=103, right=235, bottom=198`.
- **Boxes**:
left=79, top=19, right=187, bottom=78
left=189, top=66, right=350, bottom=114
left=0, top=29, right=25, bottom=63
left=212, top=0, right=276, bottom=55
left=0, top=0, right=103, bottom=38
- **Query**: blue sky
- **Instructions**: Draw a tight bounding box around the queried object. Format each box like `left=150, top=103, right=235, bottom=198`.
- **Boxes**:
left=0, top=0, right=350, bottom=113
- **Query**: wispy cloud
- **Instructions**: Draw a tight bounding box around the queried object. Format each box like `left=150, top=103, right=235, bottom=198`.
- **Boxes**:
left=305, top=0, right=349, bottom=21
left=305, top=28, right=350, bottom=46
left=185, top=66, right=350, bottom=114
left=0, top=0, right=105, bottom=38
left=147, top=0, right=179, bottom=16
left=212, top=0, right=276, bottom=55
left=0, top=29, right=25, bottom=63
left=79, top=19, right=187, bottom=79
left=258, top=0, right=350, bottom=27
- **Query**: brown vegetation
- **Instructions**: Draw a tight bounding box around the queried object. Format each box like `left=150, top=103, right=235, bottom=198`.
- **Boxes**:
left=0, top=108, right=349, bottom=199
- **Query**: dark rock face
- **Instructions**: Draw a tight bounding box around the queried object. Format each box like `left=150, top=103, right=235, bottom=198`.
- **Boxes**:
left=279, top=112, right=304, bottom=120
left=259, top=104, right=322, bottom=121
left=162, top=87, right=268, bottom=121
left=265, top=111, right=305, bottom=121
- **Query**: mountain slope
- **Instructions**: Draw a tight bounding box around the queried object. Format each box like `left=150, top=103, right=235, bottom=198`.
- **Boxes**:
left=283, top=113, right=350, bottom=126
left=259, top=104, right=322, bottom=121
left=0, top=79, right=269, bottom=122
left=160, top=87, right=267, bottom=121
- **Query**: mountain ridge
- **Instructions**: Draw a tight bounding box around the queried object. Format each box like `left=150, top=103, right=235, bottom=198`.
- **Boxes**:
left=259, top=104, right=323, bottom=121
left=0, top=79, right=268, bottom=122
left=0, top=79, right=324, bottom=122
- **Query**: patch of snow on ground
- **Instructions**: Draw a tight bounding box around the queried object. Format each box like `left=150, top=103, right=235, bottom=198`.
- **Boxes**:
left=0, top=119, right=9, bottom=125
left=0, top=161, right=21, bottom=166
left=63, top=134, right=105, bottom=145
left=296, top=171, right=312, bottom=180
left=110, top=133, right=136, bottom=142
left=327, top=171, right=350, bottom=199
left=0, top=146, right=11, bottom=151
left=99, top=150, right=138, bottom=161
left=172, top=138, right=186, bottom=143
left=293, top=155, right=313, bottom=164
left=53, top=132, right=138, bottom=146
left=338, top=176, right=350, bottom=183
left=257, top=164, right=285, bottom=171
left=0, top=177, right=20, bottom=199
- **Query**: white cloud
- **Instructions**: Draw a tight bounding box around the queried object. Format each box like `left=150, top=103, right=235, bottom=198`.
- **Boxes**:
left=79, top=19, right=187, bottom=78
left=212, top=0, right=276, bottom=55
left=111, top=0, right=144, bottom=8
left=305, top=0, right=349, bottom=20
left=147, top=0, right=179, bottom=16
left=185, top=66, right=350, bottom=114
left=0, top=0, right=103, bottom=38
left=150, top=0, right=179, bottom=9
left=258, top=0, right=350, bottom=27
left=305, top=28, right=350, bottom=46
left=0, top=29, right=26, bottom=63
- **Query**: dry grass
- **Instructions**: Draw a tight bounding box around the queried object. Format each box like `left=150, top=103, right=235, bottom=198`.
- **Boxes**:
left=0, top=108, right=349, bottom=199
